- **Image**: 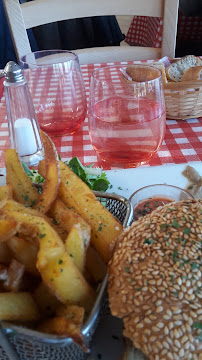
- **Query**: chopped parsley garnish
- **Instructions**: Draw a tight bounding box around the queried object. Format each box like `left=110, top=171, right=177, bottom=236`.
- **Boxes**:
left=52, top=218, right=58, bottom=225
left=183, top=227, right=191, bottom=235
left=170, top=275, right=175, bottom=284
left=191, top=262, right=199, bottom=270
left=172, top=220, right=181, bottom=228
left=160, top=223, right=170, bottom=229
left=172, top=249, right=179, bottom=263
left=124, top=267, right=130, bottom=273
left=98, top=223, right=103, bottom=231
left=58, top=259, right=63, bottom=264
left=193, top=322, right=202, bottom=330
left=39, top=233, right=46, bottom=238
left=144, top=238, right=153, bottom=245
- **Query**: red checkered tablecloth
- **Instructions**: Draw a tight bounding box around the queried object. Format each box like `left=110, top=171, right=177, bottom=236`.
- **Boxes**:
left=125, top=16, right=163, bottom=48
left=0, top=61, right=201, bottom=170
left=125, top=11, right=201, bottom=48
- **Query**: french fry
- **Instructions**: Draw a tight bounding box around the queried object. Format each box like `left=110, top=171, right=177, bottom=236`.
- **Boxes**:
left=33, top=131, right=60, bottom=213
left=56, top=304, right=85, bottom=325
left=58, top=161, right=123, bottom=263
left=0, top=206, right=39, bottom=246
left=37, top=229, right=96, bottom=312
left=0, top=292, right=40, bottom=321
left=37, top=158, right=46, bottom=177
left=0, top=199, right=65, bottom=242
left=4, top=210, right=95, bottom=311
left=86, top=246, right=107, bottom=283
left=1, top=132, right=125, bottom=340
left=5, top=149, right=39, bottom=207
left=64, top=224, right=86, bottom=273
left=37, top=316, right=87, bottom=351
left=0, top=218, right=18, bottom=242
left=7, top=236, right=39, bottom=276
left=48, top=198, right=91, bottom=245
left=0, top=184, right=12, bottom=202
left=1, top=199, right=54, bottom=224
left=0, top=242, right=12, bottom=264
left=33, top=282, right=61, bottom=317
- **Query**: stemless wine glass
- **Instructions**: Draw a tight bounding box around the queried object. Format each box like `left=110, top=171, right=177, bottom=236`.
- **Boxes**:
left=89, top=65, right=166, bottom=167
left=20, top=50, right=87, bottom=136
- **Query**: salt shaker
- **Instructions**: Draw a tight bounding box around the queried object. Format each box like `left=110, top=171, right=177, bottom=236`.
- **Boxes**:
left=3, top=61, right=44, bottom=166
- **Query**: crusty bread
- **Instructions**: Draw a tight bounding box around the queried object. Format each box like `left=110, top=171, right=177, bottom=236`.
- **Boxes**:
left=180, top=65, right=202, bottom=81
left=125, top=65, right=161, bottom=83
left=148, top=61, right=167, bottom=84
left=166, top=55, right=202, bottom=82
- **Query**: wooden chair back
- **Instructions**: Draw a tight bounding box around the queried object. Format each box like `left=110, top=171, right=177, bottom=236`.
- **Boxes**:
left=3, top=0, right=179, bottom=64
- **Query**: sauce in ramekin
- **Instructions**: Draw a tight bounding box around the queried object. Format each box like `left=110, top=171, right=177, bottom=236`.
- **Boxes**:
left=133, top=197, right=172, bottom=220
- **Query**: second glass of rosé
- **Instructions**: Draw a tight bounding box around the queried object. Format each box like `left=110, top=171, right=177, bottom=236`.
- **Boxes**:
left=88, top=65, right=166, bottom=167
left=20, top=50, right=87, bottom=136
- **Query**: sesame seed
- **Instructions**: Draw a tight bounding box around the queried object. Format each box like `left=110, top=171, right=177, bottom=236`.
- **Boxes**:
left=164, top=326, right=169, bottom=335
left=136, top=323, right=144, bottom=329
left=156, top=306, right=163, bottom=313
left=162, top=341, right=169, bottom=350
left=174, top=339, right=181, bottom=348
left=152, top=326, right=160, bottom=332
left=169, top=322, right=174, bottom=330
left=181, top=335, right=188, bottom=344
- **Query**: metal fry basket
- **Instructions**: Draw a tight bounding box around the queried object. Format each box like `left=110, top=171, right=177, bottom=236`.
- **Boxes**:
left=0, top=192, right=133, bottom=360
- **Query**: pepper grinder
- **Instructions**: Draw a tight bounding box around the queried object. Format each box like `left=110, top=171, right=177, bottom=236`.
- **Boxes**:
left=4, top=61, right=44, bottom=166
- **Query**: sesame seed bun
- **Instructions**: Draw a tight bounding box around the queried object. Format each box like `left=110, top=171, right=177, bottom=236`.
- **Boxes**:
left=108, top=199, right=202, bottom=360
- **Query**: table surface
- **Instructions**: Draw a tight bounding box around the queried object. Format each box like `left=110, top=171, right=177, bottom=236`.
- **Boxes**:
left=0, top=60, right=201, bottom=171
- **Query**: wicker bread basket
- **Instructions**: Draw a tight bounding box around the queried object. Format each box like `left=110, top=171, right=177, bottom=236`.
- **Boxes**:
left=164, top=79, right=202, bottom=120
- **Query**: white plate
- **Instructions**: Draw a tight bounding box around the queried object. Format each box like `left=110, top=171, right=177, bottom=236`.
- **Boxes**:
left=1, top=162, right=201, bottom=196
left=0, top=162, right=201, bottom=360
left=106, top=162, right=202, bottom=200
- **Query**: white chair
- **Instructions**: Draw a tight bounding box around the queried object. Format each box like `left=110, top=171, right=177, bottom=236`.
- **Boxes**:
left=3, top=0, right=179, bottom=64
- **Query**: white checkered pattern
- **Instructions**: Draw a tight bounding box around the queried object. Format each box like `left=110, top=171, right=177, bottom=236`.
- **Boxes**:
left=0, top=61, right=201, bottom=170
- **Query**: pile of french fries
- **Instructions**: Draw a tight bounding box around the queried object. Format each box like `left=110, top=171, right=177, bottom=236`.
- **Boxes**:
left=0, top=131, right=123, bottom=349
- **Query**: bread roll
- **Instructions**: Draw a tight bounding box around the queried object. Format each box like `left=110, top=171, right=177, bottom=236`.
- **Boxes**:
left=166, top=55, right=202, bottom=82
left=125, top=65, right=161, bottom=83
left=180, top=65, right=202, bottom=81
left=108, top=199, right=202, bottom=360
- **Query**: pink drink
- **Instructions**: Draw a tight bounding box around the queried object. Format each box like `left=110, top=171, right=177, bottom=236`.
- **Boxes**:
left=36, top=106, right=86, bottom=136
left=20, top=51, right=87, bottom=137
left=89, top=96, right=166, bottom=166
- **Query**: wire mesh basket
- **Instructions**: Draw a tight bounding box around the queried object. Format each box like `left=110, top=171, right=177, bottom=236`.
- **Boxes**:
left=0, top=191, right=133, bottom=360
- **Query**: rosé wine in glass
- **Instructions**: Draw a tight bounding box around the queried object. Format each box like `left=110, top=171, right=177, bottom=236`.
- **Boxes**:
left=89, top=65, right=166, bottom=167
left=20, top=50, right=87, bottom=136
